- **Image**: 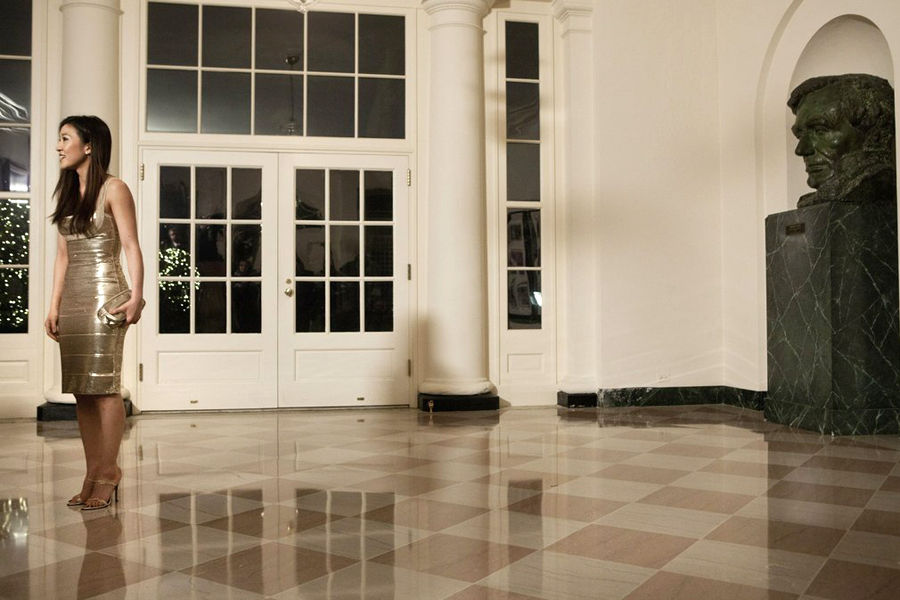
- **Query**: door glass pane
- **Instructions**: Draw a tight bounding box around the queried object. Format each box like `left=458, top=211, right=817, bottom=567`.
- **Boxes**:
left=158, top=224, right=191, bottom=275
left=232, top=281, right=261, bottom=333
left=195, top=282, right=226, bottom=333
left=0, top=268, right=27, bottom=334
left=159, top=281, right=191, bottom=333
left=295, top=225, right=325, bottom=276
left=196, top=167, right=226, bottom=219
left=507, top=143, right=540, bottom=202
left=296, top=170, right=325, bottom=220
left=364, top=281, right=392, bottom=332
left=364, top=226, right=391, bottom=276
left=358, top=78, right=404, bottom=139
left=358, top=15, right=404, bottom=75
left=147, top=69, right=197, bottom=133
left=255, top=9, right=303, bottom=70
left=148, top=2, right=198, bottom=66
left=506, top=21, right=539, bottom=80
left=508, top=270, right=541, bottom=329
left=0, top=0, right=31, bottom=57
left=307, top=76, right=354, bottom=137
left=202, top=5, right=251, bottom=69
left=195, top=224, right=226, bottom=276
left=506, top=82, right=540, bottom=140
left=296, top=281, right=325, bottom=332
left=0, top=59, right=30, bottom=122
left=0, top=126, right=30, bottom=192
left=330, top=226, right=359, bottom=276
left=160, top=166, right=190, bottom=218
left=364, top=171, right=392, bottom=221
left=201, top=72, right=250, bottom=134
left=308, top=12, right=355, bottom=73
left=330, top=170, right=359, bottom=221
left=507, top=209, right=540, bottom=267
left=232, top=168, right=261, bottom=219
left=255, top=74, right=303, bottom=136
left=330, top=281, right=359, bottom=332
left=232, top=225, right=261, bottom=276
left=0, top=198, right=29, bottom=264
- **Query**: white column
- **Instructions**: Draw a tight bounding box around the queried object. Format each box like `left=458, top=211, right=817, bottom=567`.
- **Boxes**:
left=59, top=0, right=121, bottom=173
left=46, top=0, right=122, bottom=404
left=419, top=0, right=494, bottom=396
left=553, top=0, right=597, bottom=393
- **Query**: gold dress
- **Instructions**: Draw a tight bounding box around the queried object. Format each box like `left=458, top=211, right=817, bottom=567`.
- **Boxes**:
left=58, top=178, right=129, bottom=395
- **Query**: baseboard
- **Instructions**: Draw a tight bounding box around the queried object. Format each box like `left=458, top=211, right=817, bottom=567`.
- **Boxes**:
left=598, top=386, right=765, bottom=411
left=417, top=392, right=499, bottom=412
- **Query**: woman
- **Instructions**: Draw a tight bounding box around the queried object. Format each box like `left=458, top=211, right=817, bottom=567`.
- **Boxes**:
left=45, top=115, right=144, bottom=510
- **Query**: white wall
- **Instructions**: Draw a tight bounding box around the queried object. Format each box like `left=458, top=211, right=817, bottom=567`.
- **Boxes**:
left=593, top=0, right=723, bottom=388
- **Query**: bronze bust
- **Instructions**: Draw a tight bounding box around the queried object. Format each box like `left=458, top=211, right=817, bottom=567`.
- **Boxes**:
left=789, top=74, right=895, bottom=208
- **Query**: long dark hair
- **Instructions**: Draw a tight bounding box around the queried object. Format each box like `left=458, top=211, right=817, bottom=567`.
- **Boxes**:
left=50, top=115, right=112, bottom=235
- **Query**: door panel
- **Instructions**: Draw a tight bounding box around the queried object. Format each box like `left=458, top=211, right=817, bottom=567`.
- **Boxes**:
left=140, top=150, right=278, bottom=410
left=277, top=154, right=409, bottom=407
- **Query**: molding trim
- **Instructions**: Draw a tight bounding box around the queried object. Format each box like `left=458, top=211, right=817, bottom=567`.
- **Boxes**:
left=551, top=0, right=593, bottom=34
left=60, top=0, right=122, bottom=15
left=598, top=386, right=766, bottom=411
left=423, top=0, right=494, bottom=18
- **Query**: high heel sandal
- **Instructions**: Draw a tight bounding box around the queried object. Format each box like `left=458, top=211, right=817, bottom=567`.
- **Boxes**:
left=81, top=473, right=120, bottom=511
left=66, top=479, right=94, bottom=507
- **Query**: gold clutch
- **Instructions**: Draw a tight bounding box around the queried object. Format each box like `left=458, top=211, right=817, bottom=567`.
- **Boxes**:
left=97, top=290, right=145, bottom=327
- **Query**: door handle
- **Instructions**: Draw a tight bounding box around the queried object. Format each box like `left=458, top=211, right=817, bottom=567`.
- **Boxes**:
left=284, top=286, right=294, bottom=297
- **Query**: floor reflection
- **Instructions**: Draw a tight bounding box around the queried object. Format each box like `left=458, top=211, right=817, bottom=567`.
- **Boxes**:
left=0, top=405, right=898, bottom=599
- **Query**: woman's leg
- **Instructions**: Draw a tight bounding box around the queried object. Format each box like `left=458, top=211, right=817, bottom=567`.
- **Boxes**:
left=72, top=395, right=102, bottom=503
left=83, top=393, right=125, bottom=506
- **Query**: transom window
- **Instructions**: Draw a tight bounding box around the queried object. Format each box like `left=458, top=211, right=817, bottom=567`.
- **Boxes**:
left=146, top=2, right=405, bottom=138
left=0, top=0, right=32, bottom=334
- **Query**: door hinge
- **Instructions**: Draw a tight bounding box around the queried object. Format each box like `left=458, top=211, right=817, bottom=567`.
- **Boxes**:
left=139, top=363, right=143, bottom=382
left=406, top=169, right=411, bottom=187
left=408, top=359, right=411, bottom=377
left=139, top=163, right=145, bottom=181
left=407, top=264, right=412, bottom=281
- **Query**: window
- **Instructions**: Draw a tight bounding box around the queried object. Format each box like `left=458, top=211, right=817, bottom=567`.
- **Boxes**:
left=146, top=3, right=405, bottom=138
left=504, top=21, right=541, bottom=329
left=0, top=0, right=32, bottom=334
left=157, top=165, right=263, bottom=334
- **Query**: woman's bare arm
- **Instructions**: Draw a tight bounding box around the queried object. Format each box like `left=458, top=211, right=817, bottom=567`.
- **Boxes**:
left=44, top=232, right=68, bottom=341
left=106, top=178, right=145, bottom=324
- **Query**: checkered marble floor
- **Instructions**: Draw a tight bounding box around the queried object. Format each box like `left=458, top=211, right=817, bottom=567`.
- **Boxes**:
left=2, top=404, right=899, bottom=599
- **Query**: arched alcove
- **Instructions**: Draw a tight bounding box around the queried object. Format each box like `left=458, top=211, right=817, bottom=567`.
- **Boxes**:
left=786, top=16, right=894, bottom=203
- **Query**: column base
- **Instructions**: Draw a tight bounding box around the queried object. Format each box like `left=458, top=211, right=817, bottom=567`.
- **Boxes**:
left=417, top=392, right=499, bottom=412
left=557, top=391, right=598, bottom=408
left=37, top=399, right=134, bottom=422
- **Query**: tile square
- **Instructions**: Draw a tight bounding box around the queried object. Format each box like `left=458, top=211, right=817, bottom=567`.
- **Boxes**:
left=182, top=541, right=356, bottom=596
left=852, top=509, right=900, bottom=537
left=446, top=584, right=544, bottom=600
left=700, top=459, right=795, bottom=480
left=594, top=464, right=690, bottom=485
left=650, top=442, right=736, bottom=459
left=831, top=530, right=900, bottom=570
left=624, top=571, right=797, bottom=600
left=782, top=466, right=885, bottom=490
left=0, top=552, right=165, bottom=600
left=638, top=485, right=756, bottom=514
left=364, top=497, right=488, bottom=531
left=736, top=496, right=862, bottom=530
left=806, top=559, right=900, bottom=600
left=801, top=455, right=894, bottom=475
left=479, top=551, right=655, bottom=600
left=283, top=561, right=470, bottom=599
left=371, top=533, right=534, bottom=583
left=882, top=476, right=900, bottom=492
left=36, top=511, right=187, bottom=551
left=350, top=474, right=457, bottom=496
left=664, top=539, right=825, bottom=594
left=706, top=515, right=844, bottom=556
left=442, top=509, right=586, bottom=549
left=595, top=502, right=728, bottom=539
left=547, top=524, right=695, bottom=569
left=507, top=492, right=625, bottom=522
left=766, top=480, right=874, bottom=507
left=202, top=504, right=337, bottom=539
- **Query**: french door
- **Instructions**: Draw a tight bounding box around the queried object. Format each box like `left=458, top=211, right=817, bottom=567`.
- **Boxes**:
left=139, top=149, right=409, bottom=410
